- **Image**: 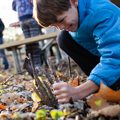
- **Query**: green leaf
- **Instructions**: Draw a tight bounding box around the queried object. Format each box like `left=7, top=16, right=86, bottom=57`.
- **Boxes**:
left=35, top=109, right=47, bottom=120
left=50, top=109, right=63, bottom=120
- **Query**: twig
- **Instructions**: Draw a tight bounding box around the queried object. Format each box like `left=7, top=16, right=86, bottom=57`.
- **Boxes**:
left=47, top=58, right=60, bottom=82
left=68, top=56, right=72, bottom=77
left=1, top=75, right=14, bottom=85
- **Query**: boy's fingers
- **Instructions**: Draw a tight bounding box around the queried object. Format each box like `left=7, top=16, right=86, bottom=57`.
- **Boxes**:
left=56, top=93, right=68, bottom=100
left=53, top=88, right=67, bottom=95
left=58, top=98, right=70, bottom=103
left=53, top=87, right=69, bottom=95
left=53, top=89, right=62, bottom=95
left=52, top=81, right=66, bottom=90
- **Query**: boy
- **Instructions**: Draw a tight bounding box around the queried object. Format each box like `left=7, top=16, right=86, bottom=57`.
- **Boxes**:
left=34, top=0, right=120, bottom=103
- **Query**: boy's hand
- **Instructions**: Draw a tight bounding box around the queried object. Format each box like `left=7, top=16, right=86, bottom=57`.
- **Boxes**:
left=52, top=81, right=79, bottom=103
left=52, top=80, right=99, bottom=103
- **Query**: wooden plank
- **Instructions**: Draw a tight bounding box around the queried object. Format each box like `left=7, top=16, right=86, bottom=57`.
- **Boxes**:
left=0, top=32, right=58, bottom=49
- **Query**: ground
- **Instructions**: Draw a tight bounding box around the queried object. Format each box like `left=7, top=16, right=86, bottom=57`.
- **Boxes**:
left=0, top=54, right=120, bottom=120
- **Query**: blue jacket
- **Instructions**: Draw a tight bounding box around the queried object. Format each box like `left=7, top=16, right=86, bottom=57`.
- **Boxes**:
left=70, top=0, right=120, bottom=87
left=12, top=0, right=33, bottom=21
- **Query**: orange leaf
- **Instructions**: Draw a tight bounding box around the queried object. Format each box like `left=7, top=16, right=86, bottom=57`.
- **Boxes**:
left=87, top=95, right=109, bottom=111
left=95, top=82, right=120, bottom=102
left=69, top=76, right=80, bottom=87
left=0, top=104, right=6, bottom=110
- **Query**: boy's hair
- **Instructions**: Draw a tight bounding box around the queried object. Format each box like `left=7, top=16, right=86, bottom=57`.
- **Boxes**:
left=33, top=0, right=71, bottom=27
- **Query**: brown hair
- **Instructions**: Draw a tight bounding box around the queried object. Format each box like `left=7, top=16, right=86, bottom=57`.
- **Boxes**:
left=111, top=0, right=120, bottom=7
left=33, top=0, right=71, bottom=27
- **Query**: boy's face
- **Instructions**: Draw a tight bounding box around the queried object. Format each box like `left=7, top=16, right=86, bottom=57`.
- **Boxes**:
left=51, top=3, right=78, bottom=32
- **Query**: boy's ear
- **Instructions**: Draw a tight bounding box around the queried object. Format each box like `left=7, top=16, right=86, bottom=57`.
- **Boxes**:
left=70, top=0, right=78, bottom=7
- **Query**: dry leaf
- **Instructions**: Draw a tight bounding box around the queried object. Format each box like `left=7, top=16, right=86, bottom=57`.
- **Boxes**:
left=96, top=82, right=120, bottom=102
left=56, top=71, right=68, bottom=81
left=31, top=92, right=41, bottom=102
left=0, top=104, right=6, bottom=110
left=69, top=76, right=80, bottom=87
left=87, top=94, right=109, bottom=110
left=16, top=97, right=27, bottom=103
left=32, top=102, right=39, bottom=112
left=89, top=105, right=120, bottom=117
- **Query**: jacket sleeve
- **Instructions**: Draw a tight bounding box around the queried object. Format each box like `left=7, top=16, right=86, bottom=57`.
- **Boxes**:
left=87, top=9, right=120, bottom=87
left=0, top=19, right=5, bottom=33
left=12, top=0, right=16, bottom=11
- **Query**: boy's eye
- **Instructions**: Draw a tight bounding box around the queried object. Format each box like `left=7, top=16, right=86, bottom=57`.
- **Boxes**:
left=59, top=18, right=64, bottom=23
left=58, top=18, right=65, bottom=23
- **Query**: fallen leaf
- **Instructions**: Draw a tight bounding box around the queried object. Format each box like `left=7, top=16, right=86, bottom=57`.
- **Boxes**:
left=89, top=105, right=120, bottom=118
left=69, top=76, right=80, bottom=87
left=32, top=102, right=39, bottom=113
left=50, top=109, right=63, bottom=120
left=56, top=71, right=68, bottom=81
left=31, top=92, right=41, bottom=102
left=16, top=96, right=27, bottom=103
left=98, top=105, right=120, bottom=117
left=62, top=108, right=71, bottom=116
left=0, top=104, right=6, bottom=110
left=56, top=71, right=65, bottom=77
left=35, top=109, right=47, bottom=120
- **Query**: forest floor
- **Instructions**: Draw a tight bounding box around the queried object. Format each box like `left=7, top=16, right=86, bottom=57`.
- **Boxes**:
left=0, top=54, right=119, bottom=120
